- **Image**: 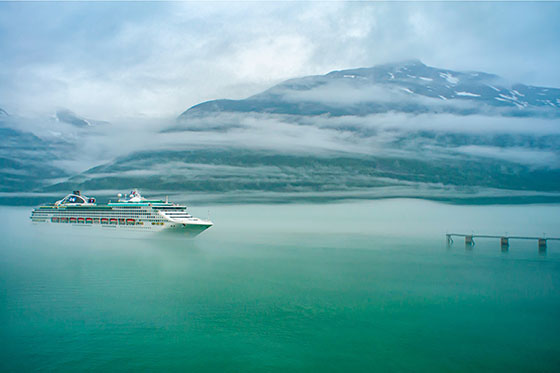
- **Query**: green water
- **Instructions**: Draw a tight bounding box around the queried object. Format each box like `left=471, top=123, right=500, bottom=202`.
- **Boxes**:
left=1, top=200, right=560, bottom=371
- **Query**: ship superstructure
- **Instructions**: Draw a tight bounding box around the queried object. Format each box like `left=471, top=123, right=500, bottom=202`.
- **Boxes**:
left=30, top=190, right=213, bottom=236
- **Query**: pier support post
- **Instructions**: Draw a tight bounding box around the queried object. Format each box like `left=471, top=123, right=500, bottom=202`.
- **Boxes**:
left=465, top=235, right=474, bottom=246
left=446, top=234, right=453, bottom=246
left=500, top=237, right=509, bottom=251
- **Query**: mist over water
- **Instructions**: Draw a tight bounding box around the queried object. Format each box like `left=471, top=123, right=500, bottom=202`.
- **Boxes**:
left=1, top=199, right=560, bottom=371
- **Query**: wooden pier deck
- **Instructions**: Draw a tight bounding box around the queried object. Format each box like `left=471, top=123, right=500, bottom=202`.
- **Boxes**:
left=446, top=233, right=560, bottom=250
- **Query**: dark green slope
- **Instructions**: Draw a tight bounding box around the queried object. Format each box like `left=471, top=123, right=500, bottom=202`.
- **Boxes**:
left=45, top=148, right=560, bottom=203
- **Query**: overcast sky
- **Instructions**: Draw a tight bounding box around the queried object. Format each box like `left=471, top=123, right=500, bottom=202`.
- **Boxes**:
left=0, top=1, right=559, bottom=120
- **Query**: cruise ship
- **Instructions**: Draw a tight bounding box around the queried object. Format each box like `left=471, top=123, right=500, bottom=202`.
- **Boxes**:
left=30, top=190, right=213, bottom=237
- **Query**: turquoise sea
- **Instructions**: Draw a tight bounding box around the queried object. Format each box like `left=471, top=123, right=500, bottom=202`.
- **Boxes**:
left=1, top=199, right=560, bottom=371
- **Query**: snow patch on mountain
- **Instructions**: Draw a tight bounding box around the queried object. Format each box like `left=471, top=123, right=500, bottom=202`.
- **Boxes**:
left=439, top=72, right=459, bottom=85
left=455, top=91, right=481, bottom=97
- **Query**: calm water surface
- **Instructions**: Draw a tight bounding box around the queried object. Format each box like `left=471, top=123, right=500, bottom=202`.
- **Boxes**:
left=1, top=199, right=560, bottom=371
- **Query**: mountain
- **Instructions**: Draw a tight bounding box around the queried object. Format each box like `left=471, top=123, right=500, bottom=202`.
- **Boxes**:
left=170, top=60, right=560, bottom=132
left=0, top=107, right=115, bottom=198
left=3, top=61, right=560, bottom=205
left=0, top=123, right=70, bottom=192
left=45, top=147, right=560, bottom=204
left=55, top=109, right=109, bottom=128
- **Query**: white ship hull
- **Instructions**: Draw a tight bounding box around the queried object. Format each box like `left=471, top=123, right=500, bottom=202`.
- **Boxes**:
left=31, top=220, right=211, bottom=236
left=30, top=190, right=213, bottom=238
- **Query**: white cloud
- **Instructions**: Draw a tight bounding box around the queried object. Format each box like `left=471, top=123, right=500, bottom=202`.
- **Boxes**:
left=224, top=35, right=314, bottom=82
left=1, top=1, right=559, bottom=120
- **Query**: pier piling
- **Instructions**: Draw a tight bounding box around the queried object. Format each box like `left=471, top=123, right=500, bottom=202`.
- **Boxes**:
left=500, top=237, right=509, bottom=248
left=446, top=234, right=453, bottom=246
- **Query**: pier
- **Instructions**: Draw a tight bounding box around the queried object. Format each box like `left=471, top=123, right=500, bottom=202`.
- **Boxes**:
left=446, top=233, right=560, bottom=251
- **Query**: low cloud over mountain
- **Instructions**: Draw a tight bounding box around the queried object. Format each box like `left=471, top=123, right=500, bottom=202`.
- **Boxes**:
left=29, top=61, right=560, bottom=204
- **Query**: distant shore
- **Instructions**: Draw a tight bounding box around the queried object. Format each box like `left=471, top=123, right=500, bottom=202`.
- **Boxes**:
left=3, top=190, right=560, bottom=207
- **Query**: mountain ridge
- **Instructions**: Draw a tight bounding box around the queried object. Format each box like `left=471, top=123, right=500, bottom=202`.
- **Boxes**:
left=170, top=60, right=560, bottom=132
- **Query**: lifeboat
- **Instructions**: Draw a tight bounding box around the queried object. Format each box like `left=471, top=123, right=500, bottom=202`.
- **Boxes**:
left=86, top=218, right=93, bottom=224
left=61, top=217, right=68, bottom=223
left=77, top=217, right=85, bottom=224
left=110, top=218, right=117, bottom=224
left=126, top=218, right=135, bottom=225
left=51, top=217, right=59, bottom=223
left=101, top=218, right=109, bottom=224
left=70, top=217, right=77, bottom=223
